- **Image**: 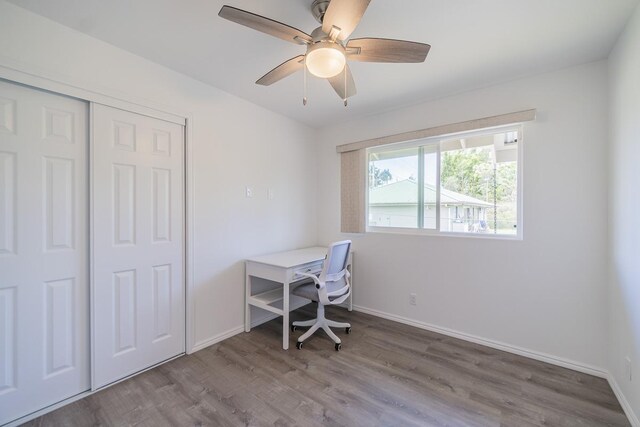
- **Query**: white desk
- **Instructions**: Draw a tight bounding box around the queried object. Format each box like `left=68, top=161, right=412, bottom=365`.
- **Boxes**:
left=245, top=246, right=353, bottom=350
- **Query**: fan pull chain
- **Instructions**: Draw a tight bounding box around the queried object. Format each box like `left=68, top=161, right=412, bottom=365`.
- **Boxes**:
left=303, top=57, right=308, bottom=106
left=343, top=66, right=348, bottom=107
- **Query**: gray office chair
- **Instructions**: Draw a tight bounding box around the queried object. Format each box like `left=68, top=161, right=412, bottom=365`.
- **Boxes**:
left=291, top=240, right=352, bottom=351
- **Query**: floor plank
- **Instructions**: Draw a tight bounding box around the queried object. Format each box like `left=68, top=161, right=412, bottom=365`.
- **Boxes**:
left=22, top=306, right=629, bottom=426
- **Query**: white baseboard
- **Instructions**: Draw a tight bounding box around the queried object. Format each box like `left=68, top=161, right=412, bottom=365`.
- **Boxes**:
left=190, top=325, right=245, bottom=353
left=608, top=374, right=639, bottom=426
left=353, top=305, right=608, bottom=378
left=189, top=300, right=311, bottom=354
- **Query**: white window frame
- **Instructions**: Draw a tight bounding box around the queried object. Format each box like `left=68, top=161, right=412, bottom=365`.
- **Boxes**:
left=365, top=124, right=524, bottom=240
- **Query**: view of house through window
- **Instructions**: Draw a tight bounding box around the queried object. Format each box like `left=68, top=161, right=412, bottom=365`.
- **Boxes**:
left=368, top=147, right=419, bottom=228
left=368, top=127, right=520, bottom=236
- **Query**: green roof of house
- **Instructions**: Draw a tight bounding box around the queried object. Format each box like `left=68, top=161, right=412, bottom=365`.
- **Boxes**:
left=369, top=179, right=493, bottom=207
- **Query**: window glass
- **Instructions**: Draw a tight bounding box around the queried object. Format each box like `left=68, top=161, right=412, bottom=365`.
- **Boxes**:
left=440, top=132, right=518, bottom=235
left=368, top=147, right=419, bottom=228
left=423, top=145, right=438, bottom=230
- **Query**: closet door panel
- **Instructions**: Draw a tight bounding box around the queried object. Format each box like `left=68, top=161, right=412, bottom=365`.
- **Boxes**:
left=92, top=104, right=184, bottom=389
left=0, top=151, right=16, bottom=255
left=0, top=80, right=89, bottom=425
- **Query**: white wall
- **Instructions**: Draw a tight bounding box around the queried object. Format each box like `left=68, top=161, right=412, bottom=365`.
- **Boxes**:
left=0, top=1, right=318, bottom=349
left=316, top=61, right=610, bottom=372
left=608, top=2, right=640, bottom=422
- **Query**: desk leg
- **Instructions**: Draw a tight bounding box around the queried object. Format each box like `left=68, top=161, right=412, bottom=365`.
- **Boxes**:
left=245, top=271, right=251, bottom=332
left=283, top=280, right=290, bottom=350
left=348, top=263, right=353, bottom=312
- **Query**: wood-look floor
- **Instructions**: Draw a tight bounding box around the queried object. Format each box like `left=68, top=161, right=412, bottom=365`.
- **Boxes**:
left=24, top=306, right=629, bottom=427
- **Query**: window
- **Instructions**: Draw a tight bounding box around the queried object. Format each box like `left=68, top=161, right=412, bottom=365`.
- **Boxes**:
left=367, top=126, right=522, bottom=237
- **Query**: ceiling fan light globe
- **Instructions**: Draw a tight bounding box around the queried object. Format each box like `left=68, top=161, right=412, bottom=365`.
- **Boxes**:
left=306, top=42, right=346, bottom=78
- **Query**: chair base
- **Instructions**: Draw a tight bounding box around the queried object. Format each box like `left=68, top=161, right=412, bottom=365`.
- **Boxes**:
left=292, top=303, right=350, bottom=345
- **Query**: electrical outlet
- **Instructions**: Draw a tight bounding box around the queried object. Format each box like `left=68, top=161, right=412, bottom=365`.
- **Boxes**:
left=409, top=293, right=417, bottom=306
left=626, top=357, right=632, bottom=381
left=267, top=188, right=274, bottom=200
left=245, top=186, right=253, bottom=198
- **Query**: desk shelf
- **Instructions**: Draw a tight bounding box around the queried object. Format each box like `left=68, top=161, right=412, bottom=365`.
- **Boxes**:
left=250, top=288, right=284, bottom=306
left=248, top=288, right=287, bottom=316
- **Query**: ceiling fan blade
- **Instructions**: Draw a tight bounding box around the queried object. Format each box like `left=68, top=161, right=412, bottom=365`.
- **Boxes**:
left=219, top=5, right=312, bottom=45
left=327, top=64, right=357, bottom=99
left=322, top=0, right=371, bottom=41
left=347, top=38, right=431, bottom=63
left=256, top=55, right=305, bottom=86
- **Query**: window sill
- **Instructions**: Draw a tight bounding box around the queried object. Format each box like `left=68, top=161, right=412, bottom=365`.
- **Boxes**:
left=366, top=226, right=522, bottom=241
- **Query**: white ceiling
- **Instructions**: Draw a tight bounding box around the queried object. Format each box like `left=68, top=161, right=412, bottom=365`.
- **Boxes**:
left=10, top=0, right=639, bottom=127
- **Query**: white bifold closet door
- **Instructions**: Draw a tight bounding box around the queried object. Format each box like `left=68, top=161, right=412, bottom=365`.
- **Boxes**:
left=0, top=80, right=89, bottom=424
left=91, top=104, right=184, bottom=389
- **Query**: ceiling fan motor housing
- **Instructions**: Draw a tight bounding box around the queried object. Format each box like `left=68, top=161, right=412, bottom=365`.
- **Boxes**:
left=310, top=26, right=329, bottom=42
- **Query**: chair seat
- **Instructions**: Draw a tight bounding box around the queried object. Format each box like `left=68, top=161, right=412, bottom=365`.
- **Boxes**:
left=292, top=280, right=348, bottom=301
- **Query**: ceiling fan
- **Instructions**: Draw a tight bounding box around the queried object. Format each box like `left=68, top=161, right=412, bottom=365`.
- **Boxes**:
left=218, top=0, right=431, bottom=106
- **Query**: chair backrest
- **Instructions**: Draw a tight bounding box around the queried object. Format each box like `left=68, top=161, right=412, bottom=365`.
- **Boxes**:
left=320, top=240, right=351, bottom=283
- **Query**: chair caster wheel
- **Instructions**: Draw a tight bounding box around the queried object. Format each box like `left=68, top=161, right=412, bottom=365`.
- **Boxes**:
left=296, top=341, right=303, bottom=350
left=291, top=325, right=297, bottom=332
left=345, top=327, right=352, bottom=334
left=335, top=343, right=342, bottom=351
